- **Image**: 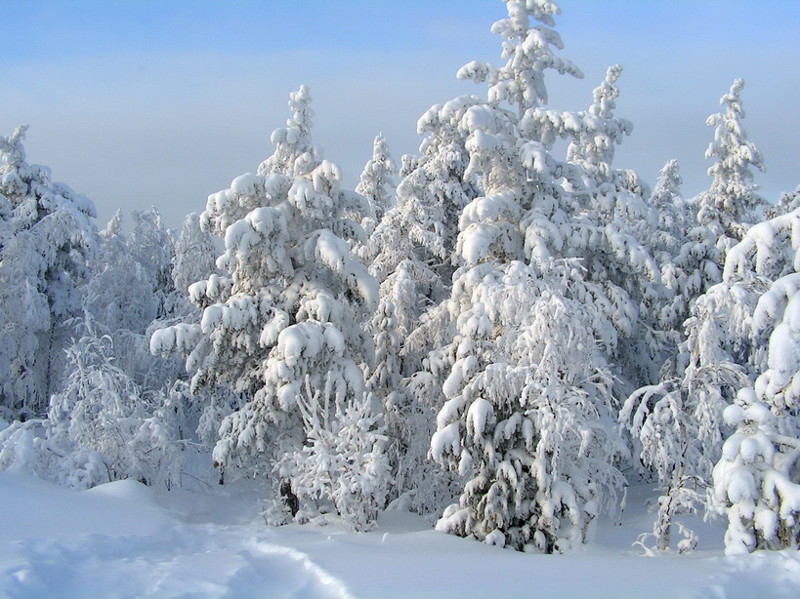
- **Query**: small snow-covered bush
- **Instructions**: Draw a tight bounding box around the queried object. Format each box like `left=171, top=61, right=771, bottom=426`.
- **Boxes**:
left=0, top=317, right=185, bottom=491
left=274, top=378, right=390, bottom=531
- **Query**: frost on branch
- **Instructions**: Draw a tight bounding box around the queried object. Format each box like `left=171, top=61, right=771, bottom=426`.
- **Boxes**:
left=1, top=317, right=184, bottom=490
left=621, top=380, right=704, bottom=552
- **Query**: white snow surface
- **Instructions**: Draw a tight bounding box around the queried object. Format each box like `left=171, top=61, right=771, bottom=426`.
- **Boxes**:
left=1, top=473, right=799, bottom=599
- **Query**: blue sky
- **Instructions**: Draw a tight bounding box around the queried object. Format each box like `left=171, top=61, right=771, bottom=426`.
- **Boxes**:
left=0, top=1, right=798, bottom=227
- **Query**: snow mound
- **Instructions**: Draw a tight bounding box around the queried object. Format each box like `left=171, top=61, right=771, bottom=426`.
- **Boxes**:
left=83, top=478, right=158, bottom=504
left=0, top=473, right=174, bottom=543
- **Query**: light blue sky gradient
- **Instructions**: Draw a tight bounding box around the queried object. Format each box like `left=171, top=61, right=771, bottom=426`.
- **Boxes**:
left=0, top=1, right=797, bottom=227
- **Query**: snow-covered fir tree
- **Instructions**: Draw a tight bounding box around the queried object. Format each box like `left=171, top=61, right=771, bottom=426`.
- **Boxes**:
left=152, top=86, right=383, bottom=525
left=172, top=212, right=219, bottom=301
left=168, top=211, right=224, bottom=445
left=561, top=64, right=665, bottom=387
left=355, top=134, right=396, bottom=236
left=426, top=0, right=636, bottom=552
left=621, top=80, right=769, bottom=550
left=360, top=72, right=494, bottom=518
left=433, top=262, right=627, bottom=552
left=365, top=300, right=403, bottom=430
left=565, top=64, right=632, bottom=185
left=647, top=159, right=687, bottom=267
left=0, top=125, right=96, bottom=419
left=711, top=210, right=800, bottom=553
left=365, top=95, right=484, bottom=367
left=644, top=159, right=722, bottom=343
left=677, top=206, right=800, bottom=459
left=696, top=78, right=766, bottom=255
left=713, top=389, right=800, bottom=554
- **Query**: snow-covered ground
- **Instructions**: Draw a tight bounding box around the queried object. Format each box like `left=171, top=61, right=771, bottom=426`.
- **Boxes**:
left=1, top=472, right=798, bottom=599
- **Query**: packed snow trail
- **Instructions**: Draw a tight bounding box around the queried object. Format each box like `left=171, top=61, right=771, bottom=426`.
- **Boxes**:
left=0, top=475, right=352, bottom=599
left=5, top=527, right=352, bottom=599
left=2, top=473, right=800, bottom=598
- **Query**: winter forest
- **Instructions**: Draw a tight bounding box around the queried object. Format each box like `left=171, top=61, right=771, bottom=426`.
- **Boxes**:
left=2, top=0, right=800, bottom=595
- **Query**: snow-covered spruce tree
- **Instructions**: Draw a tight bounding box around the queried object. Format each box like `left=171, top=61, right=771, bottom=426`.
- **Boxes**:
left=152, top=86, right=382, bottom=524
left=172, top=212, right=219, bottom=301
left=696, top=78, right=766, bottom=255
left=128, top=208, right=177, bottom=317
left=360, top=90, right=489, bottom=517
left=560, top=64, right=666, bottom=388
left=646, top=159, right=687, bottom=268
left=168, top=211, right=223, bottom=444
left=364, top=0, right=572, bottom=519
left=365, top=274, right=455, bottom=513
left=365, top=95, right=486, bottom=368
left=0, top=125, right=96, bottom=418
left=428, top=0, right=630, bottom=552
left=710, top=206, right=800, bottom=554
left=365, top=105, right=475, bottom=343
left=355, top=134, right=396, bottom=236
left=365, top=300, right=403, bottom=419
left=378, top=100, right=502, bottom=516
left=713, top=389, right=800, bottom=554
left=564, top=64, right=632, bottom=186
left=621, top=82, right=769, bottom=549
left=675, top=206, right=800, bottom=449
left=644, top=159, right=722, bottom=344
left=433, top=261, right=628, bottom=552
left=725, top=208, right=800, bottom=379
left=621, top=172, right=737, bottom=555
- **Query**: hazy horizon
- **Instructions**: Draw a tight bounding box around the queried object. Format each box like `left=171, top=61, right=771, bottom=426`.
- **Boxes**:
left=1, top=0, right=797, bottom=228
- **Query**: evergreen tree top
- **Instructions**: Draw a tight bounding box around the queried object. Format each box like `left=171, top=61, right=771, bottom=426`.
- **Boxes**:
left=458, top=0, right=582, bottom=117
